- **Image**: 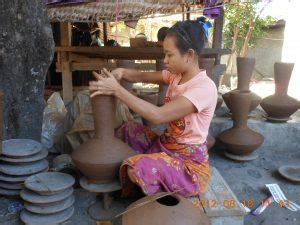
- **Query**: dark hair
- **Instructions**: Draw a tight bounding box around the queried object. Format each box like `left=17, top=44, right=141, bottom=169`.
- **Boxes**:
left=166, top=21, right=206, bottom=56
left=157, top=27, right=169, bottom=42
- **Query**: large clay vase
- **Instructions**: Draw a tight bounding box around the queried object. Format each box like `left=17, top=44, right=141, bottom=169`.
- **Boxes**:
left=122, top=192, right=211, bottom=225
left=72, top=95, right=136, bottom=183
left=117, top=60, right=135, bottom=92
left=199, top=58, right=223, bottom=111
left=223, top=57, right=261, bottom=112
left=0, top=91, right=3, bottom=153
left=156, top=59, right=168, bottom=106
left=218, top=92, right=264, bottom=160
left=260, top=62, right=299, bottom=122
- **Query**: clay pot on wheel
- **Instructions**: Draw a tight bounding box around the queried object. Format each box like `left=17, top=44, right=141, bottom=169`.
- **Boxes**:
left=218, top=91, right=264, bottom=161
left=122, top=192, right=211, bottom=225
left=223, top=57, right=261, bottom=112
left=72, top=96, right=136, bottom=183
left=199, top=58, right=223, bottom=111
left=260, top=62, right=299, bottom=122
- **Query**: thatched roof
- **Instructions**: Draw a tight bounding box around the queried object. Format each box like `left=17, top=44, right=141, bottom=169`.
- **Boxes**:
left=46, top=0, right=184, bottom=22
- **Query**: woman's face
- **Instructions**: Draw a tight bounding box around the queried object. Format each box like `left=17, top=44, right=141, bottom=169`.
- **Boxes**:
left=163, top=36, right=189, bottom=74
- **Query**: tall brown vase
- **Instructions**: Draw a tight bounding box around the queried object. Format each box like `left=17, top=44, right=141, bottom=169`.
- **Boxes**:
left=72, top=95, right=135, bottom=183
left=222, top=57, right=261, bottom=112
left=156, top=59, right=168, bottom=106
left=260, top=62, right=299, bottom=122
left=117, top=60, right=135, bottom=92
left=0, top=91, right=3, bottom=153
left=218, top=92, right=264, bottom=161
left=199, top=58, right=223, bottom=111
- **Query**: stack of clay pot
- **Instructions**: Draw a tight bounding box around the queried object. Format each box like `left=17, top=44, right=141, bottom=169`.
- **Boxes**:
left=218, top=91, right=264, bottom=161
left=0, top=139, right=48, bottom=196
left=260, top=62, right=300, bottom=122
left=122, top=192, right=211, bottom=225
left=20, top=172, right=75, bottom=224
left=72, top=95, right=135, bottom=184
left=223, top=57, right=261, bottom=113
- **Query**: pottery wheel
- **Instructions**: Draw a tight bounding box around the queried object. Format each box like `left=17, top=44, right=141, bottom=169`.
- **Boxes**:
left=2, top=139, right=42, bottom=157
left=0, top=168, right=48, bottom=183
left=20, top=206, right=74, bottom=224
left=224, top=151, right=258, bottom=161
left=0, top=149, right=48, bottom=163
left=80, top=177, right=121, bottom=193
left=25, top=172, right=75, bottom=195
left=0, top=181, right=23, bottom=190
left=21, top=187, right=74, bottom=205
left=24, top=195, right=75, bottom=214
left=0, top=159, right=48, bottom=176
left=0, top=187, right=20, bottom=196
left=278, top=165, right=300, bottom=183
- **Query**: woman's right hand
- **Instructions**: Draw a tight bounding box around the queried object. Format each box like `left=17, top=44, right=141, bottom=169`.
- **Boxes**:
left=110, top=68, right=124, bottom=81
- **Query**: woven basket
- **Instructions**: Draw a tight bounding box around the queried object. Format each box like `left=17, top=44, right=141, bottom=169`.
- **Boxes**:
left=47, top=0, right=183, bottom=22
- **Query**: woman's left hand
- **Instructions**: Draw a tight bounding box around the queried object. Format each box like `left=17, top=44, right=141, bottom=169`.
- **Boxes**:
left=89, top=68, right=120, bottom=98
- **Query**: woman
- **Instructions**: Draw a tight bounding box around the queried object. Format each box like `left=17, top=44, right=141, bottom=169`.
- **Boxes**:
left=89, top=21, right=217, bottom=197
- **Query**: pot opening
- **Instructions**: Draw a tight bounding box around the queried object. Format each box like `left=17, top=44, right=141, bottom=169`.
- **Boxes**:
left=156, top=195, right=179, bottom=206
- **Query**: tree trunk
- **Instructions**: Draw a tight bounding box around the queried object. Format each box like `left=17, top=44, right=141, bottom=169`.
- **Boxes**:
left=0, top=1, right=54, bottom=140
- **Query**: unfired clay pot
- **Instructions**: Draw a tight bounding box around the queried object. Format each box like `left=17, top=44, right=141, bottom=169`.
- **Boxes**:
left=122, top=192, right=211, bottom=225
left=199, top=58, right=223, bottom=111
left=72, top=95, right=135, bottom=183
left=117, top=60, right=135, bottom=92
left=218, top=91, right=264, bottom=157
left=260, top=62, right=299, bottom=122
left=223, top=57, right=261, bottom=112
left=0, top=91, right=3, bottom=153
left=156, top=59, right=168, bottom=106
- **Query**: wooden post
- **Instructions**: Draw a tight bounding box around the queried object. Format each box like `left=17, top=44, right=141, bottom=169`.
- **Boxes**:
left=212, top=8, right=224, bottom=65
left=103, top=22, right=108, bottom=45
left=59, top=22, right=73, bottom=104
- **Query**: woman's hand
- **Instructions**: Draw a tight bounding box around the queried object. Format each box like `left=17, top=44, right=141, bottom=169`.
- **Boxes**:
left=110, top=68, right=124, bottom=81
left=89, top=68, right=121, bottom=98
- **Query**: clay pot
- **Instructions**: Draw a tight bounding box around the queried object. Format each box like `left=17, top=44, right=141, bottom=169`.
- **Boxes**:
left=223, top=57, right=261, bottom=112
left=139, top=92, right=158, bottom=127
left=117, top=60, right=135, bottom=92
left=122, top=192, right=211, bottom=225
left=130, top=38, right=147, bottom=48
left=156, top=60, right=168, bottom=106
left=199, top=58, right=223, bottom=111
left=207, top=134, right=215, bottom=150
left=260, top=62, right=299, bottom=122
left=218, top=92, right=264, bottom=157
left=71, top=96, right=135, bottom=183
left=0, top=91, right=3, bottom=153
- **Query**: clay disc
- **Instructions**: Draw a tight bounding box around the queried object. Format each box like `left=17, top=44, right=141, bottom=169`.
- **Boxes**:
left=0, top=187, right=20, bottom=196
left=20, top=187, right=74, bottom=205
left=0, top=181, right=23, bottom=190
left=0, top=149, right=48, bottom=163
left=0, top=168, right=48, bottom=183
left=266, top=116, right=291, bottom=123
left=20, top=206, right=74, bottom=224
left=278, top=165, right=300, bottom=183
left=80, top=177, right=121, bottom=193
left=2, top=139, right=42, bottom=157
left=25, top=195, right=75, bottom=214
left=25, top=172, right=75, bottom=195
left=224, top=151, right=258, bottom=161
left=0, top=159, right=49, bottom=176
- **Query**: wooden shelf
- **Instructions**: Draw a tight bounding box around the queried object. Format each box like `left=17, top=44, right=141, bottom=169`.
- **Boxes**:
left=55, top=46, right=231, bottom=60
